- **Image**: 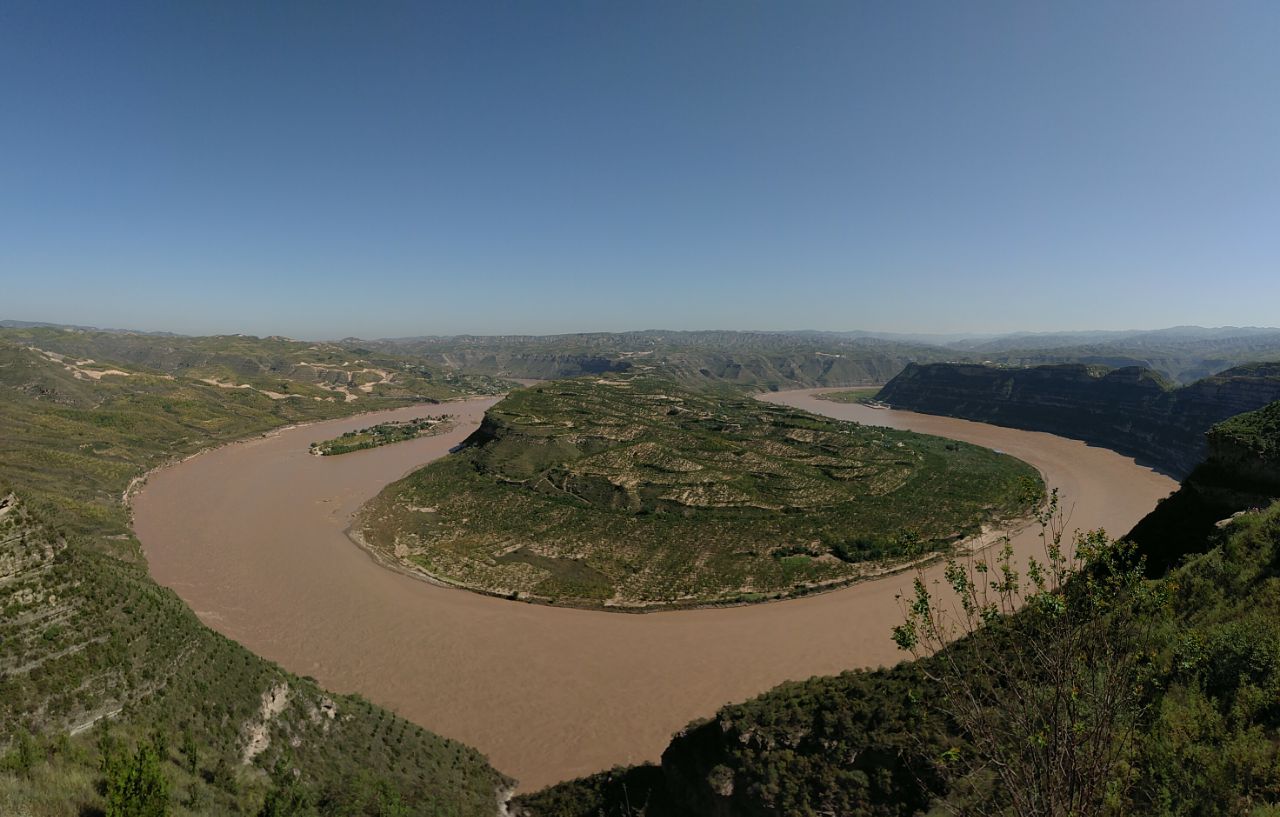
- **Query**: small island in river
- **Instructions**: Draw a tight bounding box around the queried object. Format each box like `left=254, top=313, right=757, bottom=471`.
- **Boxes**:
left=310, top=415, right=455, bottom=456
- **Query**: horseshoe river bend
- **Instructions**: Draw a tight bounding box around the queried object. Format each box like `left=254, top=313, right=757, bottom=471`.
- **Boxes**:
left=131, top=389, right=1176, bottom=791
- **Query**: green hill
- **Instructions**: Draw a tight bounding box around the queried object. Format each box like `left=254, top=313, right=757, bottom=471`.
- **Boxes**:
left=356, top=376, right=1041, bottom=608
left=0, top=334, right=510, bottom=816
left=2, top=325, right=508, bottom=405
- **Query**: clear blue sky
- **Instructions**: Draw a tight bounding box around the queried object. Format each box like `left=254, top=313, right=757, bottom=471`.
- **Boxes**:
left=2, top=1, right=1277, bottom=339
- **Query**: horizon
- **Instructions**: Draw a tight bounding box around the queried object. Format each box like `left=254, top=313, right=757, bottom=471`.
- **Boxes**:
left=5, top=315, right=1280, bottom=345
left=4, top=2, right=1279, bottom=336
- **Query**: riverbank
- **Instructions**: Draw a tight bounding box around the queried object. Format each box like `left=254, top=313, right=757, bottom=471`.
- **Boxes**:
left=133, top=389, right=1175, bottom=791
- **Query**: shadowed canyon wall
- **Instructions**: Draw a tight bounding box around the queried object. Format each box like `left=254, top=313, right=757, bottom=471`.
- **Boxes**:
left=877, top=362, right=1280, bottom=477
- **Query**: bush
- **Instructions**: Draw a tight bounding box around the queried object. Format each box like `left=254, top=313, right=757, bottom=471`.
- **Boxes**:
left=104, top=742, right=169, bottom=817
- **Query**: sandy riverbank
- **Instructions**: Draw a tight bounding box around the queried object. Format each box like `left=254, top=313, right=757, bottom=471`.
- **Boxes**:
left=132, top=389, right=1176, bottom=791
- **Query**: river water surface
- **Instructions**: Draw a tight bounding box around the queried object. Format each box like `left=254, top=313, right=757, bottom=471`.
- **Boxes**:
left=132, top=390, right=1176, bottom=791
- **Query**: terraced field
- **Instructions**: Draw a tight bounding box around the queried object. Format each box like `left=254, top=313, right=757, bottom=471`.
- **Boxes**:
left=357, top=376, right=1043, bottom=608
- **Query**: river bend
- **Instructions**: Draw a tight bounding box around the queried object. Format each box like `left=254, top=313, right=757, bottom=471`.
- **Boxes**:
left=132, top=390, right=1176, bottom=790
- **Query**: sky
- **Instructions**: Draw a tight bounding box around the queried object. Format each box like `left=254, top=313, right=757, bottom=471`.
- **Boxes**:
left=1, top=1, right=1278, bottom=339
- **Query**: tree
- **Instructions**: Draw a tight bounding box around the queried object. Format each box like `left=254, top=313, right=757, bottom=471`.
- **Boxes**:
left=892, top=490, right=1166, bottom=816
left=179, top=724, right=198, bottom=776
left=104, top=742, right=170, bottom=817
left=258, top=756, right=316, bottom=817
left=3, top=728, right=37, bottom=777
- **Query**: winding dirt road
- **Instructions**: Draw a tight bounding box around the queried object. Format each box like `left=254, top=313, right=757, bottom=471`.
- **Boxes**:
left=132, top=390, right=1176, bottom=791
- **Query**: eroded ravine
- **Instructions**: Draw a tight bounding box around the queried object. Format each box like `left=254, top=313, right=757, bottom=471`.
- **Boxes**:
left=132, top=390, right=1176, bottom=791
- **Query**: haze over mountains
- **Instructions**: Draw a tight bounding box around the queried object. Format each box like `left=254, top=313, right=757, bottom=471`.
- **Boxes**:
left=10, top=319, right=1280, bottom=387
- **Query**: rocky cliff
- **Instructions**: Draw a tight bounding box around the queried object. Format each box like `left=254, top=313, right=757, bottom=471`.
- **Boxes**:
left=1127, top=399, right=1280, bottom=573
left=876, top=361, right=1280, bottom=476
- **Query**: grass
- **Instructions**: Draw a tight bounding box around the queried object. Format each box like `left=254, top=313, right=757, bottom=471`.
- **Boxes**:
left=1210, top=399, right=1280, bottom=462
left=0, top=331, right=512, bottom=815
left=357, top=375, right=1043, bottom=608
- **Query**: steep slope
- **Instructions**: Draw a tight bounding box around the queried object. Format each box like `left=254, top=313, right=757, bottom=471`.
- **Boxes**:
left=0, top=339, right=510, bottom=815
left=1127, top=399, right=1280, bottom=573
left=877, top=361, right=1280, bottom=476
left=0, top=496, right=510, bottom=815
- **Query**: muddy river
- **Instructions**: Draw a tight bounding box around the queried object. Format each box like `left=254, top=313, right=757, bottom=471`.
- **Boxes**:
left=132, top=389, right=1176, bottom=791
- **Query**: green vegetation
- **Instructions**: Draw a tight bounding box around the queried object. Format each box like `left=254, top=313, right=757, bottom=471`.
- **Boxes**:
left=1210, top=398, right=1280, bottom=463
left=359, top=376, right=1041, bottom=608
left=514, top=400, right=1280, bottom=817
left=2, top=325, right=509, bottom=405
left=517, top=501, right=1280, bottom=816
left=0, top=330, right=510, bottom=815
left=813, top=387, right=883, bottom=404
left=103, top=740, right=169, bottom=817
left=10, top=319, right=1278, bottom=815
left=893, top=492, right=1166, bottom=817
left=310, top=415, right=454, bottom=456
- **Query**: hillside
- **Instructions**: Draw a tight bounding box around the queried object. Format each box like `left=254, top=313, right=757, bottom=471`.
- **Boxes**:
left=0, top=336, right=510, bottom=815
left=877, top=361, right=1280, bottom=476
left=513, top=400, right=1280, bottom=817
left=1, top=325, right=509, bottom=405
left=356, top=376, right=1040, bottom=608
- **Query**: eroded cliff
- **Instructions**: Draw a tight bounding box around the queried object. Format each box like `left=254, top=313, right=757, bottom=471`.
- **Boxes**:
left=876, top=361, right=1280, bottom=476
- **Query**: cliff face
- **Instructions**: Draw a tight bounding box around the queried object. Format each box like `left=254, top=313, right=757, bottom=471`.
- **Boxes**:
left=1199, top=378, right=1280, bottom=488
left=1126, top=398, right=1280, bottom=573
left=877, top=362, right=1280, bottom=477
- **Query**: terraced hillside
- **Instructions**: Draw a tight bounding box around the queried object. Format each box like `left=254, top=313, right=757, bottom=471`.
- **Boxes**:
left=357, top=376, right=1042, bottom=608
left=1, top=325, right=508, bottom=405
left=0, top=336, right=510, bottom=815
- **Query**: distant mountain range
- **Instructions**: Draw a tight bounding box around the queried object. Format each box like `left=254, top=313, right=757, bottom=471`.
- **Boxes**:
left=359, top=326, right=1280, bottom=386
left=8, top=319, right=1280, bottom=385
left=0, top=318, right=182, bottom=336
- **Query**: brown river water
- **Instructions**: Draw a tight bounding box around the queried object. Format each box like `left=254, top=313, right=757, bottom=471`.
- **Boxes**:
left=132, top=390, right=1177, bottom=791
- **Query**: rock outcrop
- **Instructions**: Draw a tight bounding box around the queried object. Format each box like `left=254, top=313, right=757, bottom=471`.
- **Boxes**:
left=1127, top=399, right=1280, bottom=573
